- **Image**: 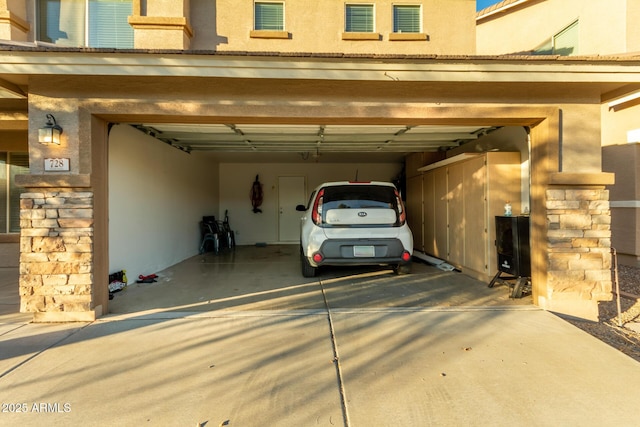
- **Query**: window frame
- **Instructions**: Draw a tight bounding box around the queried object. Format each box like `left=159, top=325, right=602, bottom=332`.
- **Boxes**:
left=345, top=3, right=376, bottom=33
left=533, top=19, right=579, bottom=56
left=392, top=4, right=422, bottom=34
left=552, top=19, right=579, bottom=56
left=254, top=1, right=285, bottom=31
left=36, top=0, right=134, bottom=49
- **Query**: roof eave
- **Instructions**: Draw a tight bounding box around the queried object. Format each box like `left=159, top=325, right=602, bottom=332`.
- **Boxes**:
left=0, top=46, right=639, bottom=85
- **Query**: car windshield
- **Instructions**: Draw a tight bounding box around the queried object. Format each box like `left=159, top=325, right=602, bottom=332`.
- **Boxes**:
left=322, top=185, right=396, bottom=210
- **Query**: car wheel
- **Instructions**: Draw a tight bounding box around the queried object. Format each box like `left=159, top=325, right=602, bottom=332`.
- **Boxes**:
left=301, top=250, right=317, bottom=278
left=394, top=262, right=411, bottom=275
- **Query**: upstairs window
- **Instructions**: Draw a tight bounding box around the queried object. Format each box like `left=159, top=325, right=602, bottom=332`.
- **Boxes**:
left=533, top=20, right=579, bottom=56
left=37, top=0, right=134, bottom=48
left=553, top=20, right=579, bottom=55
left=345, top=4, right=374, bottom=32
left=254, top=2, right=285, bottom=31
left=393, top=5, right=421, bottom=33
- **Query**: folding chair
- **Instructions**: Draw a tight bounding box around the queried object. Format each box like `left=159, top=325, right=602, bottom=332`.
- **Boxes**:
left=199, top=219, right=221, bottom=254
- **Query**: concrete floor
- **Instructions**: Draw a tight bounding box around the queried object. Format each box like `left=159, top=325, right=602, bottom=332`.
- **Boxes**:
left=108, top=244, right=531, bottom=316
left=0, top=266, right=29, bottom=324
left=2, top=246, right=640, bottom=426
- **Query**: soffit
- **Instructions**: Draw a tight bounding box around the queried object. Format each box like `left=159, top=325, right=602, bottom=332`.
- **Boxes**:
left=0, top=48, right=637, bottom=110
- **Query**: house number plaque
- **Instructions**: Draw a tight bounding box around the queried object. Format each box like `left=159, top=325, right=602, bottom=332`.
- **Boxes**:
left=44, top=158, right=70, bottom=172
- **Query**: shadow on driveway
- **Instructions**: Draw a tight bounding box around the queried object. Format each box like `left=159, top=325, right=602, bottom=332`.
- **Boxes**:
left=9, top=247, right=639, bottom=426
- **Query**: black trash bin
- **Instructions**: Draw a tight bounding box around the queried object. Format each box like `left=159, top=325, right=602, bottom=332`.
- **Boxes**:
left=489, top=215, right=531, bottom=297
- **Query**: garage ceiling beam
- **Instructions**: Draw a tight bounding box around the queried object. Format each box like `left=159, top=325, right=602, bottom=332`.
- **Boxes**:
left=0, top=77, right=26, bottom=99
left=0, top=111, right=28, bottom=130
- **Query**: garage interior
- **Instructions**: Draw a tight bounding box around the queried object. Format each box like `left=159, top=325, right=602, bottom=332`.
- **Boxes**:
left=107, top=120, right=531, bottom=314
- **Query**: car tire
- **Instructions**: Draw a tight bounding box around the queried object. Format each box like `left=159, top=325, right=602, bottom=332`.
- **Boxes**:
left=394, top=262, right=411, bottom=275
left=301, top=250, right=317, bottom=278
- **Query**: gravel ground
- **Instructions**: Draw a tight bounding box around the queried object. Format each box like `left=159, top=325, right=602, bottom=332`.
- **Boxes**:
left=564, top=264, right=640, bottom=363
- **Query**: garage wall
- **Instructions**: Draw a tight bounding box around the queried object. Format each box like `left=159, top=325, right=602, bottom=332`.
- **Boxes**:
left=108, top=125, right=219, bottom=280
left=219, top=162, right=403, bottom=245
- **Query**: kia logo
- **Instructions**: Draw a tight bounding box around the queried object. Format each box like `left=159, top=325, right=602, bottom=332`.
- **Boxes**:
left=358, top=211, right=367, bottom=217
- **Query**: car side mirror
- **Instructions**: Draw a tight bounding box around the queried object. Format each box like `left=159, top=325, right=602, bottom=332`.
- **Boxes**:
left=296, top=204, right=306, bottom=211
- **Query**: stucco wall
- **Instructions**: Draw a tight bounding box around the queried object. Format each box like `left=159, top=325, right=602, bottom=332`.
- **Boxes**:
left=601, top=96, right=640, bottom=265
left=602, top=102, right=640, bottom=147
left=10, top=0, right=476, bottom=53
left=477, top=0, right=629, bottom=55
left=108, top=124, right=219, bottom=281
left=603, top=143, right=640, bottom=265
left=190, top=0, right=476, bottom=55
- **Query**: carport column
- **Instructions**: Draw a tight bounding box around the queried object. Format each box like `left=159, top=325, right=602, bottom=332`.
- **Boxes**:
left=21, top=92, right=108, bottom=322
left=19, top=189, right=96, bottom=322
left=544, top=174, right=615, bottom=320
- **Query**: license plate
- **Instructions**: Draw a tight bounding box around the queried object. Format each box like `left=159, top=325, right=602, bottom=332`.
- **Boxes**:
left=353, top=245, right=375, bottom=257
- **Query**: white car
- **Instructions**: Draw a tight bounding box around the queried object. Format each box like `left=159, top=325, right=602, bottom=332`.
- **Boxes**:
left=296, top=181, right=413, bottom=277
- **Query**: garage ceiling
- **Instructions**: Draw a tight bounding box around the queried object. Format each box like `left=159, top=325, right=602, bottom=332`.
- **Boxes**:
left=131, top=123, right=496, bottom=162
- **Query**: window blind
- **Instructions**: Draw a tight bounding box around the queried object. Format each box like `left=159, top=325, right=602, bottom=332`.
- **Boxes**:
left=255, top=2, right=284, bottom=31
left=88, top=0, right=134, bottom=48
left=38, top=0, right=133, bottom=48
left=346, top=4, right=374, bottom=32
left=393, top=5, right=420, bottom=33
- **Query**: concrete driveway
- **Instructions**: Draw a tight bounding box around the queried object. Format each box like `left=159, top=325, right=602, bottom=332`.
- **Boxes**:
left=1, top=245, right=639, bottom=426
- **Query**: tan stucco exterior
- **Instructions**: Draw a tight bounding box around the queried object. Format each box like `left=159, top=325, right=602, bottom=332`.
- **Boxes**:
left=0, top=0, right=477, bottom=61
left=477, top=0, right=640, bottom=267
left=1, top=0, right=638, bottom=321
left=477, top=0, right=635, bottom=56
left=133, top=0, right=477, bottom=54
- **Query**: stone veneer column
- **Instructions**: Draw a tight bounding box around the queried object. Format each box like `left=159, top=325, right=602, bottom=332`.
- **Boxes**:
left=545, top=187, right=612, bottom=318
left=19, top=190, right=96, bottom=322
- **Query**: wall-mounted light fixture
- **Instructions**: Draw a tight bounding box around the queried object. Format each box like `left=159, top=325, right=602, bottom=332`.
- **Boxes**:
left=38, top=114, right=63, bottom=145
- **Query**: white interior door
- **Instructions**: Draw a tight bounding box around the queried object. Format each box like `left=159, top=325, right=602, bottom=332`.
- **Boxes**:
left=278, top=176, right=306, bottom=242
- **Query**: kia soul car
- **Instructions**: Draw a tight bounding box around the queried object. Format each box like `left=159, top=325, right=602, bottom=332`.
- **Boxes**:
left=296, top=181, right=413, bottom=277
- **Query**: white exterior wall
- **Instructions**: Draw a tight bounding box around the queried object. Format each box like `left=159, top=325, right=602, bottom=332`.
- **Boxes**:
left=108, top=124, right=219, bottom=280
